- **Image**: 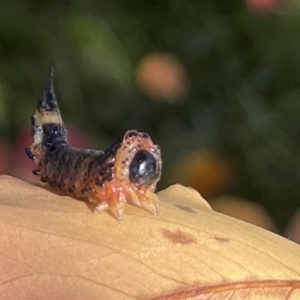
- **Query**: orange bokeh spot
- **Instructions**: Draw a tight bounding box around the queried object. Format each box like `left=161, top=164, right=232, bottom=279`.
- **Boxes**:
left=170, top=151, right=234, bottom=199
left=245, top=0, right=279, bottom=12
left=210, top=196, right=278, bottom=232
left=136, top=52, right=189, bottom=103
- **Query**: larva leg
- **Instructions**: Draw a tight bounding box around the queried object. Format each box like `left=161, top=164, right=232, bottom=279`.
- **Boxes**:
left=126, top=188, right=142, bottom=208
left=25, top=147, right=35, bottom=160
left=109, top=201, right=125, bottom=221
left=94, top=201, right=110, bottom=213
left=94, top=201, right=125, bottom=222
left=88, top=197, right=98, bottom=204
left=93, top=192, right=126, bottom=221
left=127, top=188, right=159, bottom=216
left=140, top=191, right=160, bottom=216
left=39, top=180, right=49, bottom=187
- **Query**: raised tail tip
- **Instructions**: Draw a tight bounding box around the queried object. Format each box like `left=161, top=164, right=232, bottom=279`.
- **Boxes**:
left=37, top=63, right=58, bottom=113
left=47, top=63, right=54, bottom=89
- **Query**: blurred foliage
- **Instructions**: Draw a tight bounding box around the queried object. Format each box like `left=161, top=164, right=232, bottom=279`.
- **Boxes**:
left=1, top=0, right=300, bottom=229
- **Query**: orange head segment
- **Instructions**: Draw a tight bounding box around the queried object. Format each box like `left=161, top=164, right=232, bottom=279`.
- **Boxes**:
left=93, top=130, right=162, bottom=219
left=114, top=130, right=161, bottom=189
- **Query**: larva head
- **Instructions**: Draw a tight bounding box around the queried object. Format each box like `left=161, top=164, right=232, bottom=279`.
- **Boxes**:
left=114, top=130, right=162, bottom=190
left=94, top=131, right=162, bottom=220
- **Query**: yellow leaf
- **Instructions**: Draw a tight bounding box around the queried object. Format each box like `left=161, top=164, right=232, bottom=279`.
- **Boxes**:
left=0, top=175, right=299, bottom=299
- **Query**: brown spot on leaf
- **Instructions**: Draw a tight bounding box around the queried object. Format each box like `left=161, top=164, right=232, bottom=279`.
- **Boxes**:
left=174, top=204, right=196, bottom=213
left=214, top=236, right=229, bottom=243
left=161, top=229, right=196, bottom=245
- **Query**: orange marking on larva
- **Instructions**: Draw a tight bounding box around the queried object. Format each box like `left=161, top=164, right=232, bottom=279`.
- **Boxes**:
left=161, top=229, right=196, bottom=245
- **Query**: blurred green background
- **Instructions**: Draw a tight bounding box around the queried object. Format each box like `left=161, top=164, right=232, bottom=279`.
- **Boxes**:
left=1, top=0, right=300, bottom=235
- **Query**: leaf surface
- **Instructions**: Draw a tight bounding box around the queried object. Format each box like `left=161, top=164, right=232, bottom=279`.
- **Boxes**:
left=0, top=176, right=299, bottom=299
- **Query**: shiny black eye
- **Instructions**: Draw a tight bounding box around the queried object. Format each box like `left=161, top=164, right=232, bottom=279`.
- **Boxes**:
left=129, top=150, right=159, bottom=186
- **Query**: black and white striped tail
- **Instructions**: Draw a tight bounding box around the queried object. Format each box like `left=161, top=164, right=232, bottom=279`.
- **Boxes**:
left=25, top=66, right=67, bottom=161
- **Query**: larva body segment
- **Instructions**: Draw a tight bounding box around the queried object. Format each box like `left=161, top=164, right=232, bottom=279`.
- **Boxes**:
left=26, top=67, right=162, bottom=220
